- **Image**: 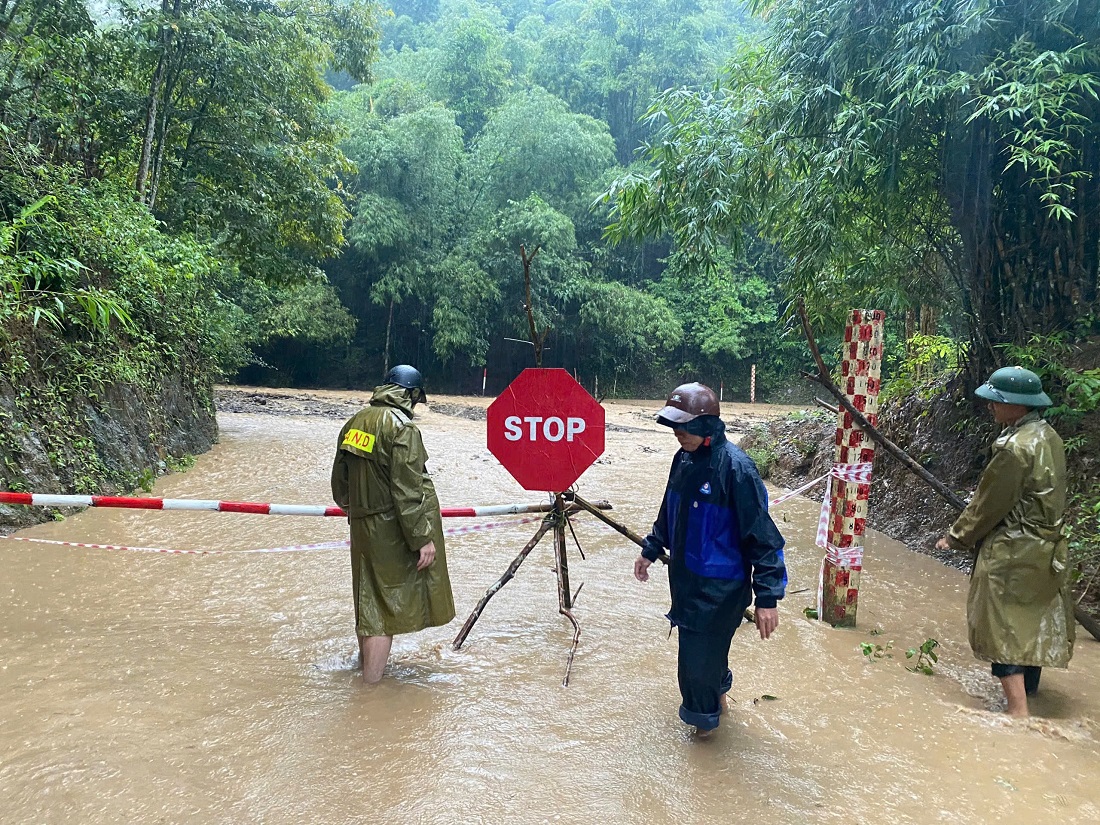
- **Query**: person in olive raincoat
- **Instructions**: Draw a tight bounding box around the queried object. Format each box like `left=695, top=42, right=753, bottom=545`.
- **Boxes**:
left=331, top=365, right=455, bottom=683
left=936, top=367, right=1074, bottom=717
left=634, top=382, right=787, bottom=737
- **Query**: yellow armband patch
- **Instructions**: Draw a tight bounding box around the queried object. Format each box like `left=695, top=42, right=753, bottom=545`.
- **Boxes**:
left=342, top=428, right=376, bottom=453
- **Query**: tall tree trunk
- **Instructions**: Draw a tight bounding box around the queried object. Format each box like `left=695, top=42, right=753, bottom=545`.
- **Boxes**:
left=919, top=304, right=937, bottom=336
left=147, top=44, right=184, bottom=211
left=136, top=63, right=166, bottom=199
left=383, top=297, right=394, bottom=376
left=136, top=0, right=179, bottom=202
left=521, top=244, right=546, bottom=367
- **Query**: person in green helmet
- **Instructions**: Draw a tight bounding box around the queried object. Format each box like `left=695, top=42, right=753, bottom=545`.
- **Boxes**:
left=935, top=366, right=1074, bottom=717
left=331, top=365, right=455, bottom=683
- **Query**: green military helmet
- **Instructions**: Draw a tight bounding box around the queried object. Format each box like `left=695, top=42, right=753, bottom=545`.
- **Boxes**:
left=974, top=366, right=1052, bottom=407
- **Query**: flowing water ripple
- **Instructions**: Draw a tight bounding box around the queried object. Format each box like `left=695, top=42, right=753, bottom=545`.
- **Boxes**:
left=1, top=397, right=1098, bottom=824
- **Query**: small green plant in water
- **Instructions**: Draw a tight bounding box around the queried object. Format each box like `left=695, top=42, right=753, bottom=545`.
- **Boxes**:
left=803, top=606, right=818, bottom=620
left=136, top=467, right=156, bottom=493
left=166, top=454, right=196, bottom=473
left=905, top=638, right=940, bottom=675
left=860, top=640, right=893, bottom=662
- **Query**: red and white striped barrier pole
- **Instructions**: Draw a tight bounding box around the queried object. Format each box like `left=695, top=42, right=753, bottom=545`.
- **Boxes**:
left=0, top=491, right=565, bottom=519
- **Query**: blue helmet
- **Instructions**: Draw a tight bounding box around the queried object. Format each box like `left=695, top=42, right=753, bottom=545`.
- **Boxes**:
left=384, top=364, right=426, bottom=403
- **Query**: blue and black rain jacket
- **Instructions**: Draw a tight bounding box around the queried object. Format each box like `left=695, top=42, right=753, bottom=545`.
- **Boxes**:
left=641, top=420, right=787, bottom=635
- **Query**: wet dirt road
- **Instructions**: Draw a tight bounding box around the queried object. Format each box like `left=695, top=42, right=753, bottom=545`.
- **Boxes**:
left=2, top=391, right=1098, bottom=823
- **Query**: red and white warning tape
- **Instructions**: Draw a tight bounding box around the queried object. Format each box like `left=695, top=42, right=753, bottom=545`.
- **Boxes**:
left=2, top=536, right=220, bottom=555
left=815, top=462, right=875, bottom=559
left=767, top=474, right=828, bottom=508
left=0, top=491, right=556, bottom=519
left=2, top=474, right=858, bottom=559
left=0, top=516, right=544, bottom=556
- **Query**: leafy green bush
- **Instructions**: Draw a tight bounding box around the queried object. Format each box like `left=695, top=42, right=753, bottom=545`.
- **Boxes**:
left=1000, top=333, right=1100, bottom=422
left=1067, top=483, right=1100, bottom=600
left=881, top=334, right=966, bottom=404
left=745, top=433, right=779, bottom=479
left=0, top=197, right=132, bottom=334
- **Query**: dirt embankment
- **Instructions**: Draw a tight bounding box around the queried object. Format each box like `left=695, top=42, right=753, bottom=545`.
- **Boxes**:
left=741, top=374, right=1100, bottom=587
left=741, top=389, right=985, bottom=571
left=215, top=386, right=368, bottom=419
left=0, top=368, right=216, bottom=534
left=214, top=387, right=501, bottom=424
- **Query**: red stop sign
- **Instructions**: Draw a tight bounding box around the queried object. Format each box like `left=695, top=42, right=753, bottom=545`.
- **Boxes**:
left=487, top=369, right=605, bottom=492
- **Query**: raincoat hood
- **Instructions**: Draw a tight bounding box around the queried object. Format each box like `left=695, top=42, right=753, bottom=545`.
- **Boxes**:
left=371, top=383, right=417, bottom=416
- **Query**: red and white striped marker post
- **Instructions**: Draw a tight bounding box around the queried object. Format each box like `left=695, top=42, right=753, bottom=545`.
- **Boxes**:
left=750, top=364, right=756, bottom=404
left=817, top=310, right=884, bottom=627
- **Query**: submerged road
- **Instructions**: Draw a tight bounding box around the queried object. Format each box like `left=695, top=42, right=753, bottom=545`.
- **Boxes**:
left=2, top=392, right=1098, bottom=823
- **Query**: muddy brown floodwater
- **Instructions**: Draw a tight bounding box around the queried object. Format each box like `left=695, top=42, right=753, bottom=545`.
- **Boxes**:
left=2, top=390, right=1098, bottom=824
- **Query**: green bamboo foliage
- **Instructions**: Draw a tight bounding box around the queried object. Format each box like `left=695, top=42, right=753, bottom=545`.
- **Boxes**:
left=609, top=0, right=1100, bottom=376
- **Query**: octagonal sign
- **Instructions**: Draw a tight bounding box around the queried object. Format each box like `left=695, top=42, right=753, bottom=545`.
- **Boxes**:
left=487, top=368, right=605, bottom=492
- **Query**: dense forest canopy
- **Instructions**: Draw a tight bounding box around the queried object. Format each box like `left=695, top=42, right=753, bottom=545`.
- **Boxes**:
left=2, top=0, right=1098, bottom=404
left=1, top=0, right=378, bottom=382
left=608, top=0, right=1100, bottom=385
left=292, top=0, right=790, bottom=397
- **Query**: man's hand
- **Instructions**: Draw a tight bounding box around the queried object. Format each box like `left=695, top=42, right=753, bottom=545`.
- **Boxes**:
left=416, top=541, right=436, bottom=571
left=634, top=555, right=653, bottom=582
left=755, top=607, right=779, bottom=640
left=934, top=536, right=951, bottom=552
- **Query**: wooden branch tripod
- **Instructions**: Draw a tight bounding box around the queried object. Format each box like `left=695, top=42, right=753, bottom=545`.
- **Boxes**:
left=451, top=493, right=758, bottom=684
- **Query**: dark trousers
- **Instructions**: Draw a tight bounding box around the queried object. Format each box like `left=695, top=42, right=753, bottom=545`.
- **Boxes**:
left=991, top=662, right=1042, bottom=696
left=676, top=627, right=736, bottom=731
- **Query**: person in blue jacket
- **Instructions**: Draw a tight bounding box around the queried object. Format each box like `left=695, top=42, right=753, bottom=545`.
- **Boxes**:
left=634, top=382, right=787, bottom=737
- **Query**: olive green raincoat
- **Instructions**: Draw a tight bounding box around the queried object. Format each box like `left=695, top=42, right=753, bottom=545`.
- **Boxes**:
left=948, top=411, right=1075, bottom=668
left=330, top=385, right=455, bottom=637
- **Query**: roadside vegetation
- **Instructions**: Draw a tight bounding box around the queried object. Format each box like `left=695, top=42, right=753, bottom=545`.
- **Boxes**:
left=1, top=0, right=377, bottom=500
